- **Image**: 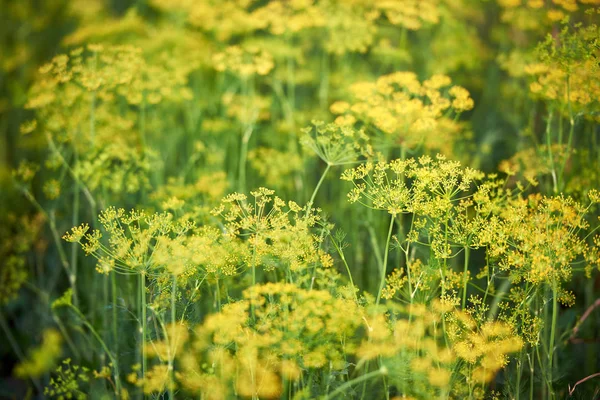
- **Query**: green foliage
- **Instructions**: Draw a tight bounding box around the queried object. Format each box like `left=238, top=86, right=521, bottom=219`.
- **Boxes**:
left=2, top=1, right=600, bottom=399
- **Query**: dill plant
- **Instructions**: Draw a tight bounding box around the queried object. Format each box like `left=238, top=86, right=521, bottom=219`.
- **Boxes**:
left=2, top=1, right=600, bottom=399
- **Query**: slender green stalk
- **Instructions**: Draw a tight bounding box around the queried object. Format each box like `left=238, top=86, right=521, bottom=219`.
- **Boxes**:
left=306, top=163, right=331, bottom=218
left=329, top=233, right=358, bottom=303
left=528, top=352, right=534, bottom=400
left=238, top=125, right=253, bottom=193
left=322, top=368, right=386, bottom=400
left=70, top=174, right=80, bottom=309
left=0, top=309, right=43, bottom=393
left=545, top=110, right=558, bottom=194
left=558, top=87, right=575, bottom=193
left=215, top=278, right=222, bottom=311
left=376, top=214, right=395, bottom=306
left=111, top=272, right=119, bottom=390
left=547, top=279, right=559, bottom=399
left=461, top=246, right=470, bottom=309
left=139, top=272, right=147, bottom=386
left=21, top=189, right=79, bottom=307
left=68, top=304, right=120, bottom=395
left=168, top=275, right=176, bottom=400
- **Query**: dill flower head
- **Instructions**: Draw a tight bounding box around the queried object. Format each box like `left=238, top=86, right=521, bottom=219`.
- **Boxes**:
left=177, top=283, right=364, bottom=398
left=44, top=358, right=91, bottom=400
left=477, top=193, right=595, bottom=298
left=525, top=20, right=600, bottom=119
left=211, top=188, right=326, bottom=274
left=341, top=154, right=484, bottom=217
left=300, top=120, right=372, bottom=166
left=331, top=71, right=474, bottom=155
left=212, top=45, right=274, bottom=78
left=498, top=0, right=599, bottom=32
left=249, top=147, right=303, bottom=189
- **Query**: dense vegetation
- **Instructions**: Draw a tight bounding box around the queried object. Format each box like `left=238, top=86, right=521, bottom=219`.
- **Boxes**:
left=1, top=1, right=600, bottom=399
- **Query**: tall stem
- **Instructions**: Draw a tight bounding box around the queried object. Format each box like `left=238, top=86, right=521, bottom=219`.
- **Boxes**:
left=0, top=310, right=42, bottom=393
left=306, top=163, right=331, bottom=218
left=111, top=272, right=119, bottom=391
left=545, top=110, right=558, bottom=194
left=169, top=275, right=176, bottom=400
left=376, top=214, right=395, bottom=306
left=547, top=279, right=559, bottom=399
left=238, top=125, right=253, bottom=193
left=69, top=305, right=120, bottom=395
left=461, top=246, right=470, bottom=309
left=139, top=272, right=147, bottom=386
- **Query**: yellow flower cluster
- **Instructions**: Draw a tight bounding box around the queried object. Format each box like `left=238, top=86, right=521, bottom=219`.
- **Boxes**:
left=14, top=329, right=62, bottom=379
left=152, top=0, right=441, bottom=52
left=211, top=188, right=328, bottom=274
left=357, top=300, right=522, bottom=399
left=477, top=193, right=594, bottom=294
left=44, top=359, right=91, bottom=400
left=175, top=283, right=363, bottom=399
left=212, top=45, right=274, bottom=77
left=342, top=154, right=483, bottom=218
left=525, top=22, right=600, bottom=120
left=0, top=213, right=44, bottom=305
left=497, top=0, right=600, bottom=31
left=331, top=72, right=474, bottom=155
left=249, top=147, right=303, bottom=189
left=300, top=120, right=372, bottom=166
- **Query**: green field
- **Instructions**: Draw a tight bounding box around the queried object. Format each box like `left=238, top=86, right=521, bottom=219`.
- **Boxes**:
left=1, top=1, right=600, bottom=399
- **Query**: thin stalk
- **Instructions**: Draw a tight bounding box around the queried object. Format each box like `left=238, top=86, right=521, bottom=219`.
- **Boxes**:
left=139, top=272, right=147, bottom=385
left=238, top=125, right=253, bottom=193
left=0, top=310, right=43, bottom=393
left=366, top=225, right=384, bottom=270
left=547, top=279, right=559, bottom=399
left=215, top=278, right=222, bottom=311
left=461, top=246, right=470, bottom=309
left=306, top=163, right=331, bottom=218
left=515, top=352, right=522, bottom=400
left=488, top=278, right=511, bottom=320
left=329, top=233, right=358, bottom=303
left=558, top=83, right=575, bottom=193
left=70, top=175, right=80, bottom=311
left=111, top=272, right=119, bottom=389
left=169, top=275, right=176, bottom=400
left=545, top=110, right=558, bottom=194
left=322, top=368, right=386, bottom=400
left=528, top=352, right=534, bottom=400
left=68, top=304, right=120, bottom=395
left=376, top=214, right=395, bottom=306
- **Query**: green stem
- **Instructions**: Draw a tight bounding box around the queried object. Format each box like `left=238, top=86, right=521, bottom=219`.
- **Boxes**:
left=488, top=279, right=511, bottom=320
left=139, top=272, right=146, bottom=385
left=169, top=275, right=176, bottom=400
left=528, top=352, right=534, bottom=400
left=70, top=173, right=80, bottom=310
left=322, top=368, right=386, bottom=400
left=329, top=233, right=358, bottom=303
left=0, top=310, right=43, bottom=393
left=68, top=305, right=120, bottom=395
left=545, top=110, right=558, bottom=194
left=306, top=163, right=331, bottom=218
left=215, top=278, right=222, bottom=311
left=558, top=115, right=575, bottom=193
left=238, top=125, right=253, bottom=193
left=376, top=214, right=395, bottom=306
left=461, top=246, right=470, bottom=309
left=111, top=272, right=119, bottom=391
left=547, top=279, right=558, bottom=399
